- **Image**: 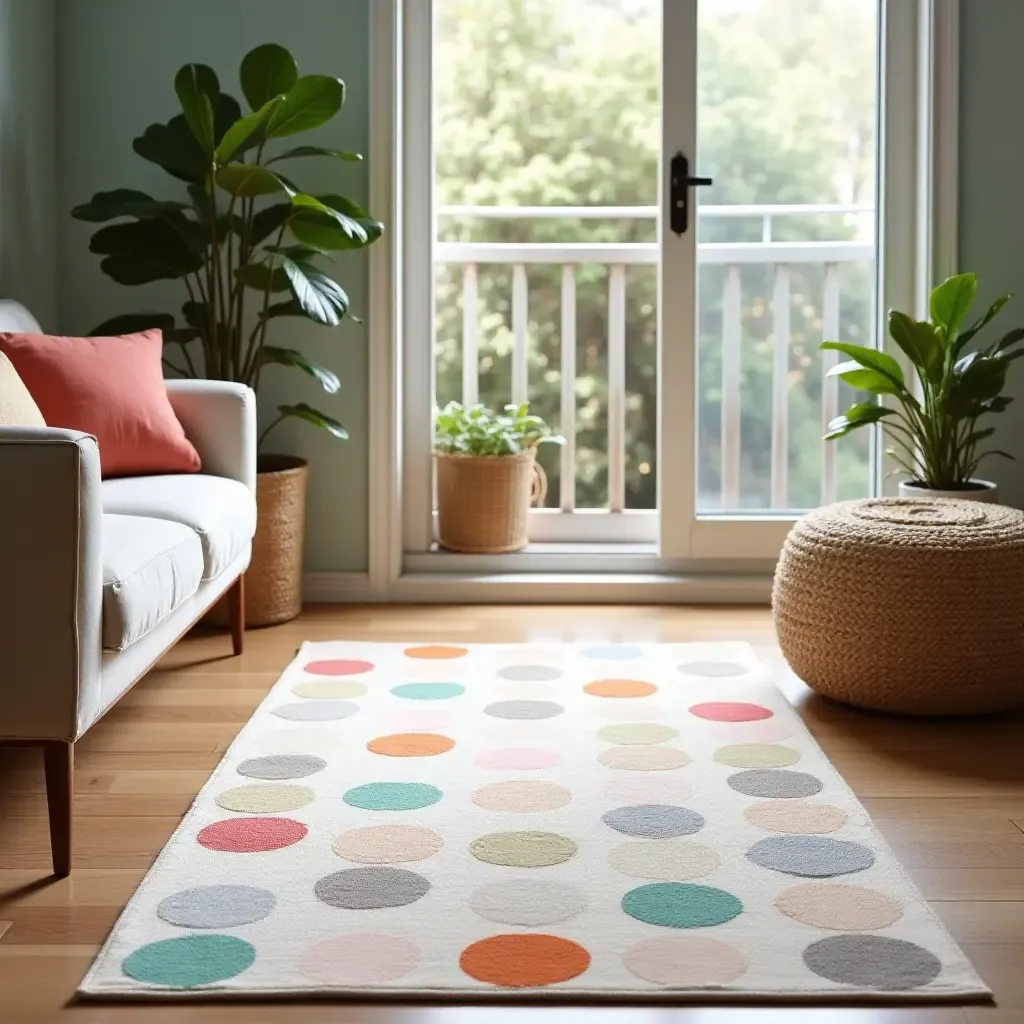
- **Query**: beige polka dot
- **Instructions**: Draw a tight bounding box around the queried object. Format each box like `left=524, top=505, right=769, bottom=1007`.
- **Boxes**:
left=775, top=883, right=904, bottom=930
left=292, top=679, right=367, bottom=699
left=332, top=824, right=444, bottom=864
left=599, top=745, right=690, bottom=771
left=609, top=839, right=720, bottom=880
left=624, top=936, right=748, bottom=986
left=470, top=831, right=577, bottom=868
left=472, top=781, right=572, bottom=813
left=597, top=723, right=679, bottom=745
left=714, top=743, right=801, bottom=768
left=744, top=800, right=848, bottom=834
left=215, top=783, right=314, bottom=813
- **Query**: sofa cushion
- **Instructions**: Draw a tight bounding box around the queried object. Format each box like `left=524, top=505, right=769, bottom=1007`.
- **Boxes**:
left=101, top=474, right=256, bottom=580
left=102, top=514, right=204, bottom=651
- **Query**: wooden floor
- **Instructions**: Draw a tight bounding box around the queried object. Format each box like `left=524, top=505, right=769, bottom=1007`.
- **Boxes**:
left=1, top=605, right=1022, bottom=1023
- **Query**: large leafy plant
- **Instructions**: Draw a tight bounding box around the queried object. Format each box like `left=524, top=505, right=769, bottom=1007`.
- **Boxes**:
left=821, top=273, right=1021, bottom=488
left=71, top=44, right=383, bottom=448
left=434, top=402, right=565, bottom=456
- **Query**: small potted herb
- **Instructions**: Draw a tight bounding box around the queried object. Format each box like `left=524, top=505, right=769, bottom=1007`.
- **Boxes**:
left=434, top=402, right=564, bottom=552
left=821, top=273, right=1022, bottom=501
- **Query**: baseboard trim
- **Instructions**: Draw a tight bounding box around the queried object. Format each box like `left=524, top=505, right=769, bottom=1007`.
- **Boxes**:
left=303, top=571, right=772, bottom=605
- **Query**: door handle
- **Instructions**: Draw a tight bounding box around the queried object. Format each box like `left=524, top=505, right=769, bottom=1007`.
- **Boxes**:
left=670, top=151, right=713, bottom=236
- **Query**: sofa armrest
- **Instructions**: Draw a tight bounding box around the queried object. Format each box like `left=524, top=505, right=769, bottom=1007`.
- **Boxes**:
left=0, top=427, right=103, bottom=741
left=166, top=380, right=257, bottom=491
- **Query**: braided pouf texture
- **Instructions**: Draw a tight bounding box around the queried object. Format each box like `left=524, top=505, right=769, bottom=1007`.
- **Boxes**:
left=773, top=498, right=1024, bottom=715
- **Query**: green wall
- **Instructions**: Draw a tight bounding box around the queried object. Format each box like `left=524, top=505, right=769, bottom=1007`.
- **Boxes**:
left=56, top=0, right=372, bottom=571
left=959, top=2, right=1024, bottom=507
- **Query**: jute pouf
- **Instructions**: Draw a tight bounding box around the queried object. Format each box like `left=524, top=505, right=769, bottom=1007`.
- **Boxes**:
left=773, top=498, right=1024, bottom=715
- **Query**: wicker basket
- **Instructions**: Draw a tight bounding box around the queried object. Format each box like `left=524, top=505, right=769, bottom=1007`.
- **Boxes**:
left=435, top=449, right=546, bottom=553
left=207, top=454, right=308, bottom=628
left=774, top=497, right=1024, bottom=715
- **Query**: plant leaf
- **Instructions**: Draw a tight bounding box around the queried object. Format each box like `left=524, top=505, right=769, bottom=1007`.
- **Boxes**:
left=89, top=219, right=204, bottom=280
left=279, top=256, right=349, bottom=325
left=266, top=75, right=344, bottom=138
left=930, top=272, right=977, bottom=338
left=265, top=145, right=362, bottom=165
left=240, top=43, right=298, bottom=111
left=948, top=354, right=1008, bottom=418
left=71, top=189, right=189, bottom=223
left=133, top=115, right=208, bottom=182
left=235, top=261, right=289, bottom=292
left=289, top=196, right=384, bottom=250
left=276, top=402, right=348, bottom=439
left=88, top=312, right=176, bottom=337
left=820, top=341, right=905, bottom=389
left=261, top=346, right=340, bottom=392
left=215, top=163, right=291, bottom=197
left=888, top=311, right=942, bottom=377
left=995, top=327, right=1024, bottom=353
left=250, top=202, right=292, bottom=244
left=174, top=63, right=219, bottom=153
left=823, top=402, right=895, bottom=440
left=214, top=96, right=282, bottom=163
left=953, top=293, right=1013, bottom=356
left=828, top=360, right=902, bottom=396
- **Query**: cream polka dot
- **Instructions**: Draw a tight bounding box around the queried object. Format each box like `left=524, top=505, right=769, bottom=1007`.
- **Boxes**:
left=215, top=783, right=314, bottom=813
left=332, top=824, right=444, bottom=864
left=292, top=679, right=367, bottom=699
left=624, top=936, right=748, bottom=985
left=609, top=839, right=720, bottom=881
left=744, top=800, right=848, bottom=834
left=599, top=745, right=690, bottom=771
left=714, top=743, right=801, bottom=768
left=471, top=781, right=572, bottom=813
left=776, top=883, right=903, bottom=931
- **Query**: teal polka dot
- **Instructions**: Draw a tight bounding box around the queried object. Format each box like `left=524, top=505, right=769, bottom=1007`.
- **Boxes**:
left=343, top=782, right=443, bottom=811
left=390, top=682, right=465, bottom=701
left=621, top=883, right=743, bottom=928
left=122, top=935, right=255, bottom=987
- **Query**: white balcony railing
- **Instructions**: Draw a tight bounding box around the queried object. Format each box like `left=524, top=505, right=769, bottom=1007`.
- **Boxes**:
left=436, top=204, right=874, bottom=512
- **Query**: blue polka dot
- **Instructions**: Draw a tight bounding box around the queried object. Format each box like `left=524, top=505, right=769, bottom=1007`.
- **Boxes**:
left=343, top=782, right=443, bottom=810
left=390, top=682, right=465, bottom=700
left=581, top=645, right=643, bottom=661
left=122, top=935, right=255, bottom=987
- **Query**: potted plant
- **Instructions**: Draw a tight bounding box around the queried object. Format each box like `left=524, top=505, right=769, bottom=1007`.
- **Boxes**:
left=820, top=273, right=1022, bottom=502
left=434, top=402, right=564, bottom=552
left=71, top=44, right=383, bottom=625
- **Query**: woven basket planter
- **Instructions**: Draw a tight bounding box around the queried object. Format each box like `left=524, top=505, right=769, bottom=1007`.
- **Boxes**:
left=435, top=449, right=545, bottom=553
left=773, top=497, right=1024, bottom=715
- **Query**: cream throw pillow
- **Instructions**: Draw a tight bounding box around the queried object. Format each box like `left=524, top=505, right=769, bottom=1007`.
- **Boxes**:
left=0, top=350, right=45, bottom=426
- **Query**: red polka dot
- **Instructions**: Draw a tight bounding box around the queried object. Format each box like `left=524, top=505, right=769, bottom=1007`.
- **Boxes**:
left=689, top=701, right=773, bottom=722
left=304, top=659, right=374, bottom=676
left=197, top=816, right=308, bottom=853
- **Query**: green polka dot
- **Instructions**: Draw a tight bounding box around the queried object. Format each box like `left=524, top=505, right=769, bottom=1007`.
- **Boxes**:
left=621, top=883, right=743, bottom=928
left=343, top=782, right=443, bottom=811
left=122, top=935, right=255, bottom=987
left=597, top=723, right=679, bottom=745
left=390, top=682, right=465, bottom=700
left=713, top=743, right=801, bottom=769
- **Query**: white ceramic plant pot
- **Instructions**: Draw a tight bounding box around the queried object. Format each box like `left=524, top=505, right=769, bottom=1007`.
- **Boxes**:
left=898, top=479, right=998, bottom=503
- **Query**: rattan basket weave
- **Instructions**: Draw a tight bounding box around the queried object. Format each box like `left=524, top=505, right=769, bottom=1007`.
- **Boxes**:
left=773, top=498, right=1024, bottom=715
left=435, top=449, right=545, bottom=553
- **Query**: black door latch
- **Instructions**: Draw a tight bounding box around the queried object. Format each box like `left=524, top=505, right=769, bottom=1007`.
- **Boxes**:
left=670, top=151, right=713, bottom=235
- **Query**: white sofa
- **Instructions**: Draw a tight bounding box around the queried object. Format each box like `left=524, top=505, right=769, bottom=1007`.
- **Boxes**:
left=0, top=300, right=257, bottom=875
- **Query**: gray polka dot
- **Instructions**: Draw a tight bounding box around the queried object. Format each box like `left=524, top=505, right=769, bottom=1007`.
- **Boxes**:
left=803, top=935, right=942, bottom=991
left=727, top=769, right=823, bottom=799
left=469, top=879, right=587, bottom=926
left=314, top=867, right=430, bottom=910
left=484, top=700, right=564, bottom=720
left=677, top=661, right=748, bottom=678
left=602, top=804, right=705, bottom=839
left=496, top=664, right=563, bottom=682
left=272, top=701, right=358, bottom=722
left=747, top=836, right=875, bottom=877
left=237, top=754, right=327, bottom=780
left=156, top=885, right=276, bottom=929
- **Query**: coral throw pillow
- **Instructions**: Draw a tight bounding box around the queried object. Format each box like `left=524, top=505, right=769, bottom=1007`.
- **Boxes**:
left=0, top=329, right=201, bottom=477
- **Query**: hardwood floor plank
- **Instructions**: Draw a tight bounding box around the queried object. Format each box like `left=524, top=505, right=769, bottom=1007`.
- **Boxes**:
left=0, top=606, right=1014, bottom=1021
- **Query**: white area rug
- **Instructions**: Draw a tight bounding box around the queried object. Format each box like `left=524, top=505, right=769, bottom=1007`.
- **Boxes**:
left=79, top=641, right=988, bottom=1001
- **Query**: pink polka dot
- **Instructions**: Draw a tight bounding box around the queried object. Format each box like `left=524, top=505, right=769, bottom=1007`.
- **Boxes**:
left=304, top=659, right=374, bottom=676
left=689, top=701, right=773, bottom=722
left=476, top=748, right=562, bottom=770
left=197, top=817, right=308, bottom=853
left=298, top=933, right=421, bottom=983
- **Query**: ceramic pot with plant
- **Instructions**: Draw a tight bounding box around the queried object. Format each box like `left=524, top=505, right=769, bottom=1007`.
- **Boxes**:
left=71, top=44, right=383, bottom=624
left=434, top=402, right=564, bottom=553
left=820, top=273, right=1021, bottom=503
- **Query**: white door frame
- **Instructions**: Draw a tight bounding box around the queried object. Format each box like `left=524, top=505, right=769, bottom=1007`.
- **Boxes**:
left=362, top=0, right=960, bottom=600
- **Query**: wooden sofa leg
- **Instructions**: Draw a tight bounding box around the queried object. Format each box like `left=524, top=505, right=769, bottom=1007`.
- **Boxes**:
left=228, top=573, right=245, bottom=656
left=42, top=741, right=73, bottom=877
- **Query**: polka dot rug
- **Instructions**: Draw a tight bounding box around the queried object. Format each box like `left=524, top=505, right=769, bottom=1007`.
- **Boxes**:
left=78, top=641, right=988, bottom=1002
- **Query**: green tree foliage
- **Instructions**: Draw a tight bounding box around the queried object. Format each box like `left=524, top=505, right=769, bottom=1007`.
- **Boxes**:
left=435, top=0, right=877, bottom=510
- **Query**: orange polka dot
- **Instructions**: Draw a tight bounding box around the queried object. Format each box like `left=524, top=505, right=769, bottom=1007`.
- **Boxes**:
left=403, top=645, right=468, bottom=660
left=366, top=733, right=455, bottom=757
left=584, top=679, right=657, bottom=699
left=459, top=934, right=591, bottom=987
